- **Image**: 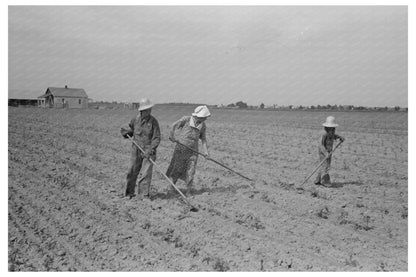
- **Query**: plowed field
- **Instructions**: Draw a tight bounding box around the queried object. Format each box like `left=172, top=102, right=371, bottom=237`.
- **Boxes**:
left=8, top=106, right=408, bottom=271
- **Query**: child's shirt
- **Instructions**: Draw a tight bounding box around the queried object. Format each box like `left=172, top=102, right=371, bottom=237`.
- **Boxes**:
left=319, top=131, right=343, bottom=153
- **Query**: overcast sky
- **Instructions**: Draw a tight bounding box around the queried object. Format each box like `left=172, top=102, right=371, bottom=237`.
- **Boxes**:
left=8, top=6, right=407, bottom=106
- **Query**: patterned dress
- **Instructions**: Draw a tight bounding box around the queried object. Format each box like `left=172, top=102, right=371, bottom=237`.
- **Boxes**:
left=166, top=116, right=206, bottom=187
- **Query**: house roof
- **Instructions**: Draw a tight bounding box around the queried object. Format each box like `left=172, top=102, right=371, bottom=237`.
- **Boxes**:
left=41, top=87, right=88, bottom=98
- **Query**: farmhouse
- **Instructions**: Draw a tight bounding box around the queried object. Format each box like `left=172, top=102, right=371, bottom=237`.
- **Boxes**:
left=38, top=86, right=88, bottom=108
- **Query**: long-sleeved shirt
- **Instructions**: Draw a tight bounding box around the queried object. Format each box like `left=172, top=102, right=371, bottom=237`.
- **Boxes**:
left=171, top=116, right=206, bottom=150
left=129, top=115, right=161, bottom=151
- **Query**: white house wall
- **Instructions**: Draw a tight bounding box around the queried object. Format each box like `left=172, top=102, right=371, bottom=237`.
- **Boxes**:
left=54, top=97, right=88, bottom=109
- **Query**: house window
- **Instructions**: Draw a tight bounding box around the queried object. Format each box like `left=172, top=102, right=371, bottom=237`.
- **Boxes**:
left=79, top=99, right=81, bottom=105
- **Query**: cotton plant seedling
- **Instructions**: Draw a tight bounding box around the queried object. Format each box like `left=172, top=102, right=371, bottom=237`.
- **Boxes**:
left=317, top=206, right=330, bottom=219
left=344, top=253, right=359, bottom=268
left=342, top=160, right=350, bottom=170
left=249, top=180, right=261, bottom=192
left=364, top=215, right=371, bottom=229
left=400, top=205, right=408, bottom=219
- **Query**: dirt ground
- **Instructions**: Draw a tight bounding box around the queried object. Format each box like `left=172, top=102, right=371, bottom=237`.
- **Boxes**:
left=8, top=106, right=408, bottom=271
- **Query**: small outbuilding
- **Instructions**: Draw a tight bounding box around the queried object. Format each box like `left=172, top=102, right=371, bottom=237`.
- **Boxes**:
left=38, top=85, right=88, bottom=108
left=123, top=102, right=140, bottom=109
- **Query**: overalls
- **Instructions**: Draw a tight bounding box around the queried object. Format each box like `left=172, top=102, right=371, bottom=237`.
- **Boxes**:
left=125, top=115, right=160, bottom=196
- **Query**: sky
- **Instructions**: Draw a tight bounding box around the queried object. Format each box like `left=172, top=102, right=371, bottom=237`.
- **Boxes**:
left=8, top=6, right=408, bottom=106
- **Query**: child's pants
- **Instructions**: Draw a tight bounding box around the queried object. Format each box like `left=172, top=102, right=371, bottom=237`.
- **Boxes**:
left=315, top=150, right=332, bottom=185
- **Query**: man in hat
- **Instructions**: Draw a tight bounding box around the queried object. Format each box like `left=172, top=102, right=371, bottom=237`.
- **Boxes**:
left=166, top=105, right=211, bottom=196
left=315, top=116, right=345, bottom=187
left=121, top=98, right=161, bottom=199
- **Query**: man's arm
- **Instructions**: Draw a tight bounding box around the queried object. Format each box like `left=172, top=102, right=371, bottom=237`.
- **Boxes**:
left=150, top=119, right=161, bottom=151
left=120, top=117, right=135, bottom=138
left=128, top=117, right=135, bottom=130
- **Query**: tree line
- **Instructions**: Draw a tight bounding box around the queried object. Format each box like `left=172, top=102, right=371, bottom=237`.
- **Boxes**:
left=87, top=100, right=407, bottom=112
left=223, top=101, right=407, bottom=112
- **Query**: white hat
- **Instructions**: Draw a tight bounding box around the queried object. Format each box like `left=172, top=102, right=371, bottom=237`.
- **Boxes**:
left=192, top=105, right=211, bottom=118
left=138, top=98, right=154, bottom=111
left=322, top=116, right=339, bottom=127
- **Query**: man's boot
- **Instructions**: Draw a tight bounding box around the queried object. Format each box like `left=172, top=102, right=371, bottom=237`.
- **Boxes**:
left=322, top=174, right=331, bottom=187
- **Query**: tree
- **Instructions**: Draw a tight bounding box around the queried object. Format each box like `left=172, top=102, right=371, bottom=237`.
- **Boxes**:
left=235, top=101, right=248, bottom=109
left=260, top=103, right=265, bottom=109
left=227, top=103, right=236, bottom=107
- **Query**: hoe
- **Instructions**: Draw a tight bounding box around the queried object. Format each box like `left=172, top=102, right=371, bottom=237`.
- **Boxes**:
left=172, top=139, right=255, bottom=189
left=299, top=140, right=344, bottom=187
left=126, top=135, right=199, bottom=212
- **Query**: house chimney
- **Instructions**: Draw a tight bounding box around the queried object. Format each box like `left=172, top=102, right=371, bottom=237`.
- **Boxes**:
left=65, top=85, right=68, bottom=89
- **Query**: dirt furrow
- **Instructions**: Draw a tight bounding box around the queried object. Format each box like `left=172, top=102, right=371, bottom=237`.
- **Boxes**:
left=10, top=125, right=405, bottom=269
left=8, top=215, right=55, bottom=271
left=8, top=108, right=408, bottom=271
left=8, top=160, right=210, bottom=271
left=8, top=142, right=344, bottom=270
left=197, top=191, right=407, bottom=270
left=10, top=128, right=405, bottom=252
left=8, top=193, right=91, bottom=271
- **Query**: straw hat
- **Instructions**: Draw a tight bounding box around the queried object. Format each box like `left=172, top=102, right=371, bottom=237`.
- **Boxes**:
left=192, top=105, right=211, bottom=118
left=138, top=98, right=154, bottom=111
left=322, top=116, right=338, bottom=127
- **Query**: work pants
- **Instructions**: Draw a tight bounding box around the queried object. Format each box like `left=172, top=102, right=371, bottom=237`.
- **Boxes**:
left=315, top=150, right=332, bottom=185
left=125, top=144, right=155, bottom=196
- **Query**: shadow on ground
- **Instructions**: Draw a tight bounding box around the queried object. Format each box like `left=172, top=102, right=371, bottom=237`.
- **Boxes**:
left=150, top=184, right=250, bottom=200
left=331, top=181, right=363, bottom=188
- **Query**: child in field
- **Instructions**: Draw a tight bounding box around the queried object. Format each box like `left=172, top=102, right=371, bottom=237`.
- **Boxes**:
left=315, top=116, right=345, bottom=187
